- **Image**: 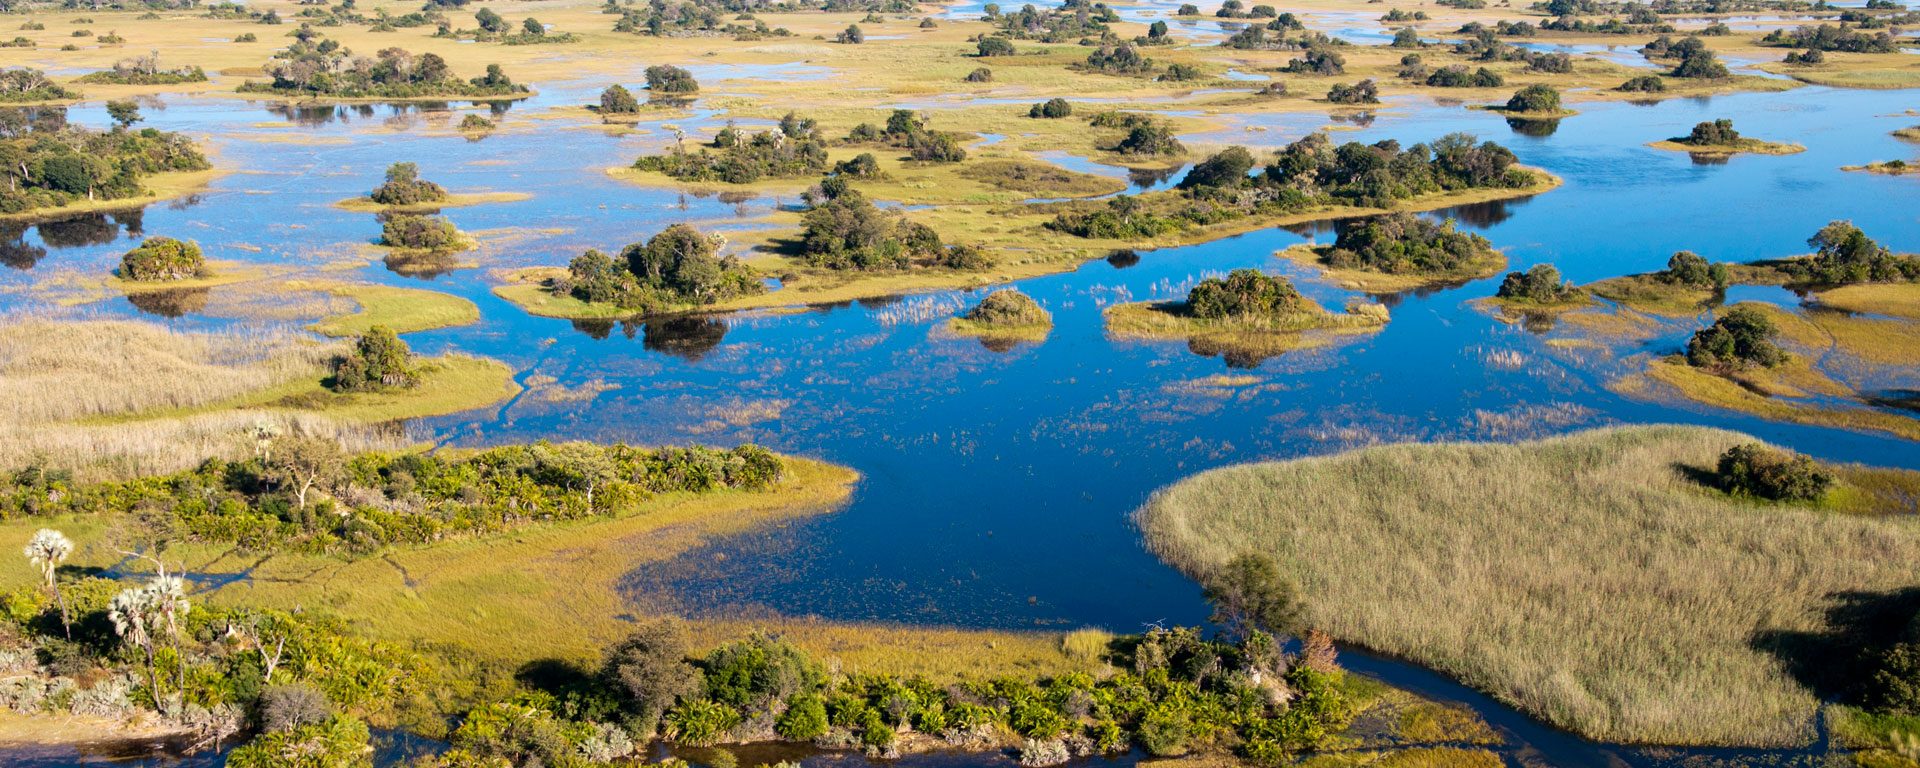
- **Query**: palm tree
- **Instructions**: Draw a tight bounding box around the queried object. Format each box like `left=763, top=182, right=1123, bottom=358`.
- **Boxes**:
left=110, top=574, right=192, bottom=707
left=23, top=529, right=72, bottom=638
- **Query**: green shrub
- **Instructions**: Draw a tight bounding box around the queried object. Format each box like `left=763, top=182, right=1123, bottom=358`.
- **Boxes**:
left=330, top=326, right=418, bottom=392
left=600, top=84, right=640, bottom=113
left=1188, top=270, right=1305, bottom=320
left=369, top=162, right=447, bottom=205
left=1715, top=443, right=1833, bottom=502
left=701, top=633, right=824, bottom=714
left=1617, top=74, right=1667, bottom=92
left=228, top=715, right=372, bottom=768
left=775, top=693, right=829, bottom=740
left=1505, top=84, right=1561, bottom=113
left=962, top=290, right=1049, bottom=327
left=1660, top=251, right=1730, bottom=289
left=664, top=699, right=741, bottom=745
left=118, top=237, right=206, bottom=281
left=1686, top=306, right=1787, bottom=371
left=380, top=214, right=462, bottom=251
left=1496, top=263, right=1579, bottom=303
left=1324, top=212, right=1492, bottom=275
left=1680, top=119, right=1741, bottom=146
left=1029, top=97, right=1072, bottom=118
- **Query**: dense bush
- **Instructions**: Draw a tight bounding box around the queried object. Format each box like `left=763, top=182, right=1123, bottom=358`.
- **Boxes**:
left=1029, top=98, right=1072, bottom=119
left=368, top=162, right=447, bottom=205
left=1504, top=84, right=1561, bottom=114
left=1326, top=79, right=1378, bottom=104
left=1283, top=48, right=1345, bottom=75
left=554, top=224, right=762, bottom=310
left=1617, top=75, right=1667, bottom=92
left=1323, top=212, right=1493, bottom=275
left=977, top=37, right=1015, bottom=56
left=379, top=214, right=462, bottom=250
left=75, top=53, right=207, bottom=85
left=1679, top=119, right=1740, bottom=146
left=1660, top=251, right=1729, bottom=289
left=599, top=84, right=640, bottom=113
left=961, top=289, right=1050, bottom=327
left=1496, top=263, right=1579, bottom=303
left=1784, top=220, right=1919, bottom=285
left=118, top=237, right=206, bottom=281
left=1079, top=43, right=1156, bottom=75
left=1188, top=269, right=1306, bottom=319
left=1671, top=49, right=1728, bottom=79
left=645, top=64, right=698, bottom=93
left=331, top=325, right=418, bottom=392
left=1715, top=443, right=1833, bottom=502
left=1685, top=305, right=1787, bottom=371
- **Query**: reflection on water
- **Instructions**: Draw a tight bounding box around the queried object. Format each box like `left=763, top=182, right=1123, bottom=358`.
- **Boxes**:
left=125, top=287, right=212, bottom=318
left=1106, top=249, right=1142, bottom=269
left=643, top=316, right=729, bottom=360
left=1506, top=116, right=1562, bottom=137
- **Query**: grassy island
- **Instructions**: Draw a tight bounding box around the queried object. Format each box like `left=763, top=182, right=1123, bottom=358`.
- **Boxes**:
left=1137, top=425, right=1920, bottom=746
left=1106, top=269, right=1388, bottom=365
left=1650, top=119, right=1804, bottom=157
left=946, top=288, right=1052, bottom=348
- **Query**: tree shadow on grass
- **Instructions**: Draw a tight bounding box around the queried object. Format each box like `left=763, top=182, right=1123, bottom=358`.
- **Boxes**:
left=1751, top=586, right=1920, bottom=706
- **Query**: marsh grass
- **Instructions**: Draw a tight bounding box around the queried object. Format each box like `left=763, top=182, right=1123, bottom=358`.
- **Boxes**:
left=1104, top=299, right=1385, bottom=364
left=300, top=281, right=481, bottom=337
left=1647, top=138, right=1805, bottom=157
left=1275, top=244, right=1506, bottom=294
left=1137, top=425, right=1920, bottom=746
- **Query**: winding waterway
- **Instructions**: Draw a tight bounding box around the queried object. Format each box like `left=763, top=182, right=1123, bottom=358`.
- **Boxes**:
left=1, top=51, right=1917, bottom=767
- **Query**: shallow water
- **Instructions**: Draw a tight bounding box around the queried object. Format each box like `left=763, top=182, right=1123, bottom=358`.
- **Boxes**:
left=1, top=44, right=1917, bottom=768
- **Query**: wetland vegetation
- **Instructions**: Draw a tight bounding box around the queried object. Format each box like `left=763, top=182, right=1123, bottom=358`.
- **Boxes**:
left=0, top=0, right=1915, bottom=764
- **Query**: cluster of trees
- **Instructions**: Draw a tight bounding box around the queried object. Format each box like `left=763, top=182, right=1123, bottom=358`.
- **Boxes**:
left=118, top=236, right=205, bottom=281
left=1784, top=220, right=1918, bottom=284
left=1326, top=80, right=1379, bottom=105
left=454, top=8, right=579, bottom=44
left=800, top=184, right=985, bottom=271
left=0, top=564, right=429, bottom=766
left=75, top=53, right=207, bottom=85
left=1425, top=65, right=1504, bottom=88
left=1094, top=111, right=1185, bottom=156
left=646, top=64, right=699, bottom=94
left=1677, top=118, right=1742, bottom=146
left=1078, top=43, right=1197, bottom=81
left=633, top=115, right=827, bottom=184
left=845, top=109, right=967, bottom=163
left=1282, top=48, right=1345, bottom=75
left=610, top=1, right=792, bottom=39
left=0, top=437, right=785, bottom=555
left=1685, top=305, right=1786, bottom=371
left=1322, top=212, right=1495, bottom=276
left=552, top=224, right=764, bottom=311
left=988, top=0, right=1114, bottom=42
left=1641, top=36, right=1730, bottom=78
left=1188, top=269, right=1309, bottom=320
left=1715, top=443, right=1832, bottom=502
left=0, top=108, right=210, bottom=214
left=1659, top=250, right=1731, bottom=289
left=1617, top=74, right=1668, bottom=92
left=1053, top=132, right=1530, bottom=238
left=239, top=35, right=527, bottom=98
left=1214, top=0, right=1281, bottom=18
left=1495, top=263, right=1580, bottom=303
left=368, top=161, right=446, bottom=205
left=379, top=213, right=462, bottom=251
left=1760, top=23, right=1900, bottom=52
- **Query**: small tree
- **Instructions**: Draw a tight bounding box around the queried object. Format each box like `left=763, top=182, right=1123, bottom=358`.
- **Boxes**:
left=977, top=37, right=1014, bottom=56
left=1203, top=552, right=1304, bottom=640
left=602, top=621, right=701, bottom=738
left=837, top=24, right=864, bottom=44
left=1682, top=119, right=1741, bottom=146
left=1496, top=263, right=1579, bottom=303
left=119, top=236, right=205, bottom=281
left=474, top=7, right=507, bottom=33
left=644, top=64, right=698, bottom=93
left=270, top=434, right=345, bottom=510
left=23, top=529, right=72, bottom=638
left=1028, top=97, right=1072, bottom=119
left=105, top=99, right=141, bottom=129
left=600, top=84, right=639, bottom=114
left=1504, top=84, right=1561, bottom=114
left=331, top=326, right=418, bottom=392
left=520, top=17, right=545, bottom=37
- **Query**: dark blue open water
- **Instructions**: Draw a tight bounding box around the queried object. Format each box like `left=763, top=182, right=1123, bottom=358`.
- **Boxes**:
left=1, top=56, right=1917, bottom=767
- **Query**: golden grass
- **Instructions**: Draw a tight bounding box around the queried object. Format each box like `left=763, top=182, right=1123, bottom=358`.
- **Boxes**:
left=106, top=259, right=265, bottom=295
left=1636, top=359, right=1920, bottom=441
left=299, top=281, right=481, bottom=337
left=945, top=316, right=1052, bottom=344
left=1841, top=161, right=1919, bottom=176
left=1585, top=273, right=1716, bottom=317
left=1136, top=425, right=1920, bottom=746
left=1816, top=284, right=1920, bottom=321
left=1647, top=138, right=1806, bottom=157
left=490, top=268, right=639, bottom=320
left=331, top=191, right=533, bottom=214
left=1276, top=244, right=1506, bottom=294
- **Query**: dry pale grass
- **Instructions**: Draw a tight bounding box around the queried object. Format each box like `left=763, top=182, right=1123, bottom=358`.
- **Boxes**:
left=0, top=314, right=395, bottom=479
left=1136, top=425, right=1920, bottom=747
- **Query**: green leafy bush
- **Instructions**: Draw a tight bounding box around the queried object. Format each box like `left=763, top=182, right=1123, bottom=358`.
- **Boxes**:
left=1685, top=306, right=1787, bottom=371
left=118, top=237, right=206, bottom=281
left=1716, top=443, right=1833, bottom=502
